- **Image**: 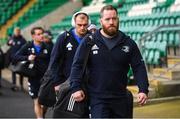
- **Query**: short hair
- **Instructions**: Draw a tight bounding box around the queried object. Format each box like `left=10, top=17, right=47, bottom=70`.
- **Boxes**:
left=31, top=26, right=44, bottom=35
left=14, top=27, right=20, bottom=33
left=100, top=5, right=118, bottom=18
left=74, top=12, right=89, bottom=22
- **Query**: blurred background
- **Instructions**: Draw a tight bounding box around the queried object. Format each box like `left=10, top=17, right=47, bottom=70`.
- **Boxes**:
left=0, top=0, right=180, bottom=118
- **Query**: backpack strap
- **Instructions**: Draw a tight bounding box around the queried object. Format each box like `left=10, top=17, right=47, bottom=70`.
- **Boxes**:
left=81, top=34, right=95, bottom=79
left=60, top=31, right=70, bottom=63
left=62, top=31, right=70, bottom=51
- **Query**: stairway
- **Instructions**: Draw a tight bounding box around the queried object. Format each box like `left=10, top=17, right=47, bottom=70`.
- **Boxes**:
left=128, top=55, right=180, bottom=100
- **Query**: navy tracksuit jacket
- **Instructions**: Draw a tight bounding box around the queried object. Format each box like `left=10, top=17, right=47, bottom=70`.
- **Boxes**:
left=48, top=29, right=90, bottom=86
left=7, top=35, right=26, bottom=62
left=13, top=41, right=51, bottom=78
left=70, top=29, right=149, bottom=99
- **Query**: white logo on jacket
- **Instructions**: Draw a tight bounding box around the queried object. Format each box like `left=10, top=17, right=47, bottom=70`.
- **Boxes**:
left=121, top=46, right=129, bottom=53
left=17, top=41, right=21, bottom=45
left=91, top=44, right=99, bottom=54
left=66, top=42, right=73, bottom=51
left=31, top=48, right=35, bottom=54
left=43, top=49, right=48, bottom=54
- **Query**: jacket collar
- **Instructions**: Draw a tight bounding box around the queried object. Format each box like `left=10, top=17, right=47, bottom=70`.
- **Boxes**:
left=95, top=29, right=128, bottom=45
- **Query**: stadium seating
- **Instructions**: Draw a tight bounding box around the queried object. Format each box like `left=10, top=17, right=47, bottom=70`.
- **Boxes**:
left=0, top=0, right=27, bottom=26
left=2, top=0, right=179, bottom=68
left=7, top=0, right=67, bottom=36
left=49, top=0, right=179, bottom=68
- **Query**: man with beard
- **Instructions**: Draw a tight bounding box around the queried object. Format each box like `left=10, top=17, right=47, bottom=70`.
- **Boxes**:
left=69, top=5, right=149, bottom=118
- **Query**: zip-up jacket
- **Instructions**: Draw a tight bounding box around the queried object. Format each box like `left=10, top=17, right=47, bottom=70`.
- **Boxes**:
left=48, top=28, right=90, bottom=85
left=13, top=41, right=51, bottom=77
left=7, top=35, right=26, bottom=60
left=70, top=29, right=149, bottom=98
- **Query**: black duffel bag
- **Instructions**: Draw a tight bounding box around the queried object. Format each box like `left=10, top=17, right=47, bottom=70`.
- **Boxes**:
left=9, top=60, right=36, bottom=77
left=53, top=34, right=94, bottom=118
left=53, top=79, right=89, bottom=118
left=38, top=70, right=56, bottom=107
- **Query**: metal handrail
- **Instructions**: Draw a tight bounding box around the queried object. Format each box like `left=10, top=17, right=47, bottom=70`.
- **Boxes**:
left=138, top=24, right=180, bottom=78
left=139, top=24, right=180, bottom=50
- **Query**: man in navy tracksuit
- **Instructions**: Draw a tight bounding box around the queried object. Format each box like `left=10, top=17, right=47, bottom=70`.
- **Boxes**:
left=70, top=5, right=149, bottom=118
left=48, top=11, right=90, bottom=90
left=46, top=12, right=90, bottom=117
left=13, top=27, right=52, bottom=118
left=7, top=27, right=26, bottom=91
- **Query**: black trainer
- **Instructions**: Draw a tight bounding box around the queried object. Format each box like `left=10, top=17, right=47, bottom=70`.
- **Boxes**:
left=11, top=86, right=18, bottom=91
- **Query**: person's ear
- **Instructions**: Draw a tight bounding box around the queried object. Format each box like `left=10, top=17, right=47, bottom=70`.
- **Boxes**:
left=99, top=18, right=103, bottom=26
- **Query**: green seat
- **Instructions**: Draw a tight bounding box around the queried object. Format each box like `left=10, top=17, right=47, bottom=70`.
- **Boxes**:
left=142, top=49, right=149, bottom=61
left=153, top=50, right=160, bottom=65
left=157, top=33, right=163, bottom=41
left=168, top=32, right=174, bottom=46
left=154, top=18, right=159, bottom=26
left=176, top=17, right=180, bottom=24
left=158, top=40, right=167, bottom=57
left=162, top=32, right=168, bottom=42
left=169, top=17, right=175, bottom=25
left=147, top=50, right=154, bottom=64
left=174, top=32, right=180, bottom=47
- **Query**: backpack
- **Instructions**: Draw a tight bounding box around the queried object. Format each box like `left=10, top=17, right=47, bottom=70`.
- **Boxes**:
left=38, top=31, right=70, bottom=107
left=52, top=34, right=94, bottom=118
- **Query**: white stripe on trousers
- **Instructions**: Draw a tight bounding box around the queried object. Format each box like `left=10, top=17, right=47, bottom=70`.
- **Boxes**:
left=67, top=95, right=75, bottom=111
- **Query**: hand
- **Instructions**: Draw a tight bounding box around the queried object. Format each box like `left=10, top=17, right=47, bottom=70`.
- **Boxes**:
left=72, top=90, right=85, bottom=102
left=137, top=92, right=148, bottom=106
left=54, top=85, right=60, bottom=92
left=9, top=40, right=13, bottom=45
left=28, top=54, right=36, bottom=61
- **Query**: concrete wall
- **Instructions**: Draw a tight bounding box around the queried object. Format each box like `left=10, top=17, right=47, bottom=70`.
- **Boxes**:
left=22, top=1, right=82, bottom=40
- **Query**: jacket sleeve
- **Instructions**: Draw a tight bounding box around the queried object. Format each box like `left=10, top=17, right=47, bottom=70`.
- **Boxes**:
left=69, top=37, right=89, bottom=93
left=13, top=42, right=30, bottom=63
left=130, top=40, right=149, bottom=94
left=47, top=33, right=66, bottom=86
left=21, top=37, right=27, bottom=46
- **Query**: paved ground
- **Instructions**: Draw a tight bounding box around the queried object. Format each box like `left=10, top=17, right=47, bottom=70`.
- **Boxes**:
left=0, top=69, right=53, bottom=118
left=134, top=99, right=180, bottom=118
left=1, top=68, right=180, bottom=118
left=0, top=78, right=53, bottom=118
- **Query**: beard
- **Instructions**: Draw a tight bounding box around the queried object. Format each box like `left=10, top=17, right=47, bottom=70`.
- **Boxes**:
left=102, top=22, right=119, bottom=36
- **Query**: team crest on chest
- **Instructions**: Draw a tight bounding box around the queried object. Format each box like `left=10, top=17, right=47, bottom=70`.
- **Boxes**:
left=91, top=44, right=99, bottom=55
left=121, top=46, right=129, bottom=53
left=66, top=42, right=73, bottom=51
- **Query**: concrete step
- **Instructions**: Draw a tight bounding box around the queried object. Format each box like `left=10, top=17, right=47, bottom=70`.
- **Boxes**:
left=168, top=47, right=180, bottom=56
left=127, top=85, right=156, bottom=100
left=128, top=78, right=180, bottom=100
left=152, top=68, right=180, bottom=80
left=153, top=79, right=180, bottom=97
left=167, top=58, right=180, bottom=69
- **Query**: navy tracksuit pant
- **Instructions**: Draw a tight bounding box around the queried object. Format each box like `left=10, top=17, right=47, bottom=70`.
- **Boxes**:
left=89, top=91, right=133, bottom=118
